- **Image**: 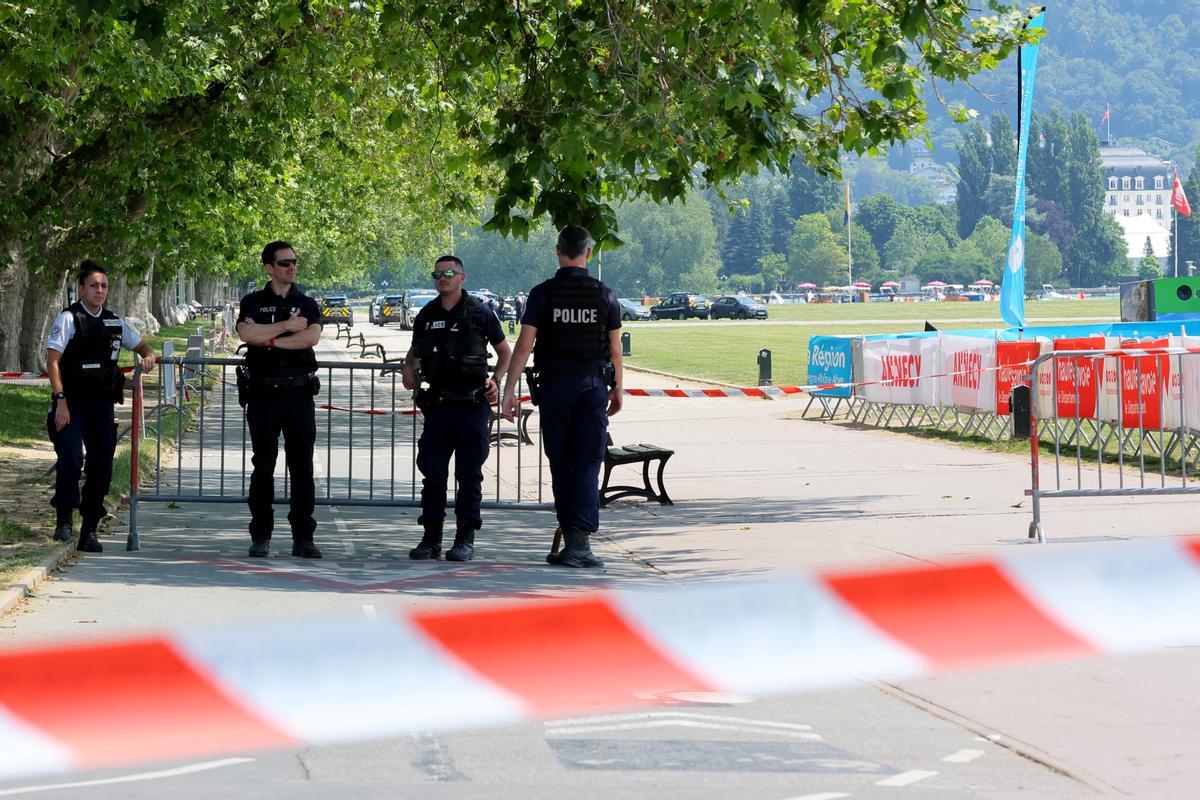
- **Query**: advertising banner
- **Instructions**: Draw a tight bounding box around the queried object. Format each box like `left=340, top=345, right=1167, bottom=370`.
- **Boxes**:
left=995, top=340, right=1043, bottom=416
left=1047, top=337, right=1105, bottom=419
left=860, top=337, right=937, bottom=406
left=807, top=336, right=854, bottom=398
left=1104, top=340, right=1171, bottom=431
left=1000, top=11, right=1046, bottom=328
left=937, top=334, right=996, bottom=412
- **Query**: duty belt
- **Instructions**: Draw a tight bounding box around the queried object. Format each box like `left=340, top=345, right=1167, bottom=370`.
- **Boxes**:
left=418, top=387, right=486, bottom=405
left=252, top=373, right=315, bottom=390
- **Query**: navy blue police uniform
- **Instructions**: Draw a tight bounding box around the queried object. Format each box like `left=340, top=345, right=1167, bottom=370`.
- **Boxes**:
left=522, top=267, right=621, bottom=539
left=411, top=292, right=504, bottom=559
left=237, top=283, right=322, bottom=552
left=47, top=302, right=130, bottom=543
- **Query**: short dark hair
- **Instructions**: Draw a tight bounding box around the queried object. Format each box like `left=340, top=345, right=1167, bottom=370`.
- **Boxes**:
left=262, top=240, right=295, bottom=264
left=77, top=259, right=107, bottom=285
left=434, top=254, right=463, bottom=269
left=556, top=225, right=593, bottom=259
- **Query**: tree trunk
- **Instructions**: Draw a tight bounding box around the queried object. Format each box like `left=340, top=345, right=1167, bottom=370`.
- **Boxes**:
left=108, top=268, right=158, bottom=335
left=0, top=242, right=30, bottom=371
left=17, top=265, right=67, bottom=372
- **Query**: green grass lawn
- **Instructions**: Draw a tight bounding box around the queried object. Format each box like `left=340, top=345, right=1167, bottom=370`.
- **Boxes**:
left=698, top=298, right=1118, bottom=324
left=0, top=385, right=49, bottom=446
left=616, top=299, right=1120, bottom=387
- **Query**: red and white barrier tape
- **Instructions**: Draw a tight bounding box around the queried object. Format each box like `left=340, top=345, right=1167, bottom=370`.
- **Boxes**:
left=0, top=366, right=139, bottom=386
left=1, top=536, right=1199, bottom=780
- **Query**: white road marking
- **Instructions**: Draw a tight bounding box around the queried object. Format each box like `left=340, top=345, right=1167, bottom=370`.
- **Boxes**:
left=781, top=793, right=851, bottom=800
left=875, top=769, right=938, bottom=787
left=362, top=604, right=378, bottom=621
left=544, top=719, right=822, bottom=739
left=0, top=758, right=254, bottom=796
left=547, top=711, right=815, bottom=732
left=943, top=748, right=985, bottom=763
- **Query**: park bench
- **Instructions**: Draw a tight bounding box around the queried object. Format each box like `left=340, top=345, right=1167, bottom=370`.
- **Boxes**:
left=600, top=433, right=674, bottom=506
left=488, top=406, right=535, bottom=446
left=334, top=323, right=353, bottom=344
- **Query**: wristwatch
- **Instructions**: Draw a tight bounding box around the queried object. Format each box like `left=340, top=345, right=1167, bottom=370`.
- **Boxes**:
left=52, top=391, right=65, bottom=400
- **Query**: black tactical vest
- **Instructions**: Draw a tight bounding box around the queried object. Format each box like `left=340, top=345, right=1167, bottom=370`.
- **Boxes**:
left=415, top=295, right=489, bottom=390
left=243, top=289, right=318, bottom=377
left=59, top=301, right=123, bottom=395
left=534, top=274, right=609, bottom=365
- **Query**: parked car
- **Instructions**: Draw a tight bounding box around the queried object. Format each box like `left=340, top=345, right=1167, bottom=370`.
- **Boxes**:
left=372, top=293, right=405, bottom=325
left=618, top=298, right=651, bottom=321
left=403, top=293, right=436, bottom=329
left=709, top=295, right=768, bottom=320
left=319, top=295, right=352, bottom=326
left=650, top=292, right=710, bottom=320
left=400, top=289, right=437, bottom=329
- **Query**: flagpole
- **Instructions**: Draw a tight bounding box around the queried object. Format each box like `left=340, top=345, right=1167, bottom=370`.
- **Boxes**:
left=1106, top=103, right=1111, bottom=143
left=847, top=207, right=853, bottom=286
left=1174, top=201, right=1179, bottom=278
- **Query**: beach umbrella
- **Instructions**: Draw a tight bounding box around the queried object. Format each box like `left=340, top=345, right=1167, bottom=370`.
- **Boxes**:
left=851, top=281, right=871, bottom=288
left=971, top=278, right=995, bottom=286
left=797, top=282, right=818, bottom=289
left=881, top=281, right=900, bottom=287
left=923, top=280, right=946, bottom=287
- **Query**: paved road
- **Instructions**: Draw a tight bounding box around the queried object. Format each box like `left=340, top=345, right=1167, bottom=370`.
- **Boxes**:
left=2, top=325, right=1198, bottom=798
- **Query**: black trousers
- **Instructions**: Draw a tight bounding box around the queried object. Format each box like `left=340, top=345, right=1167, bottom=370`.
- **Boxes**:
left=416, top=401, right=491, bottom=531
left=246, top=388, right=316, bottom=543
left=539, top=374, right=609, bottom=533
left=47, top=396, right=116, bottom=530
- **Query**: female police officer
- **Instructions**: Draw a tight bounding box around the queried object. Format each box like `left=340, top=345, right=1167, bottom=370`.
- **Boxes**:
left=46, top=260, right=157, bottom=552
left=501, top=226, right=623, bottom=568
left=402, top=256, right=511, bottom=561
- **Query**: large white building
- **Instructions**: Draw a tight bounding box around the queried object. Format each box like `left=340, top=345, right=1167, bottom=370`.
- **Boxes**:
left=1101, top=145, right=1174, bottom=228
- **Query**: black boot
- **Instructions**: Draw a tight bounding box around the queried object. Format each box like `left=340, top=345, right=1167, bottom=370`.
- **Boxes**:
left=77, top=527, right=103, bottom=553
left=445, top=527, right=475, bottom=562
left=552, top=527, right=603, bottom=568
left=53, top=509, right=73, bottom=542
left=409, top=521, right=443, bottom=560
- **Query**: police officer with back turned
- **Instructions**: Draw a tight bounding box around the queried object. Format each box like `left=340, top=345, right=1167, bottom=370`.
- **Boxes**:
left=501, top=225, right=623, bottom=568
left=403, top=255, right=511, bottom=561
left=236, top=241, right=323, bottom=559
left=46, top=260, right=157, bottom=553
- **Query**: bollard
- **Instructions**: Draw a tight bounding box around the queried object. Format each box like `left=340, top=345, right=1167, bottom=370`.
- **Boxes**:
left=757, top=348, right=772, bottom=386
left=621, top=330, right=631, bottom=357
left=1011, top=384, right=1031, bottom=439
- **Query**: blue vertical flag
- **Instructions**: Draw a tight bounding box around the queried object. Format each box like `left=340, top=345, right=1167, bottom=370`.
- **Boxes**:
left=1000, top=11, right=1045, bottom=329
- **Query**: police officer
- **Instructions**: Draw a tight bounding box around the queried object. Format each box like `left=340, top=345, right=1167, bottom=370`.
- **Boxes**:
left=236, top=241, right=323, bottom=559
left=46, top=260, right=157, bottom=552
left=403, top=256, right=512, bottom=561
left=501, top=225, right=623, bottom=568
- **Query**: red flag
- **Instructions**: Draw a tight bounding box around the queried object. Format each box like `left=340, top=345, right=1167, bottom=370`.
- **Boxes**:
left=1173, top=173, right=1192, bottom=217
left=1100, top=106, right=1110, bottom=126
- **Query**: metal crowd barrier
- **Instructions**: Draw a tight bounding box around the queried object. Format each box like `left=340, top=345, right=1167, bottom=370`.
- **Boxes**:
left=126, top=355, right=551, bottom=550
left=1026, top=347, right=1200, bottom=543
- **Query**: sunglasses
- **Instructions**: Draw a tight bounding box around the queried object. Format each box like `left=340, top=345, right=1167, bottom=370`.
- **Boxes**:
left=273, top=258, right=298, bottom=267
left=430, top=269, right=460, bottom=279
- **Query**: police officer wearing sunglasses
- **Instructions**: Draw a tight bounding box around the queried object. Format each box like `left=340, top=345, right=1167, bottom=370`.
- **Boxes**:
left=501, top=225, right=623, bottom=568
left=236, top=241, right=323, bottom=559
left=402, top=256, right=512, bottom=561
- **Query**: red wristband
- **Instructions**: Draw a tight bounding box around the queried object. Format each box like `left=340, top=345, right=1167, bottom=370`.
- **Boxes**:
left=268, top=337, right=276, bottom=348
